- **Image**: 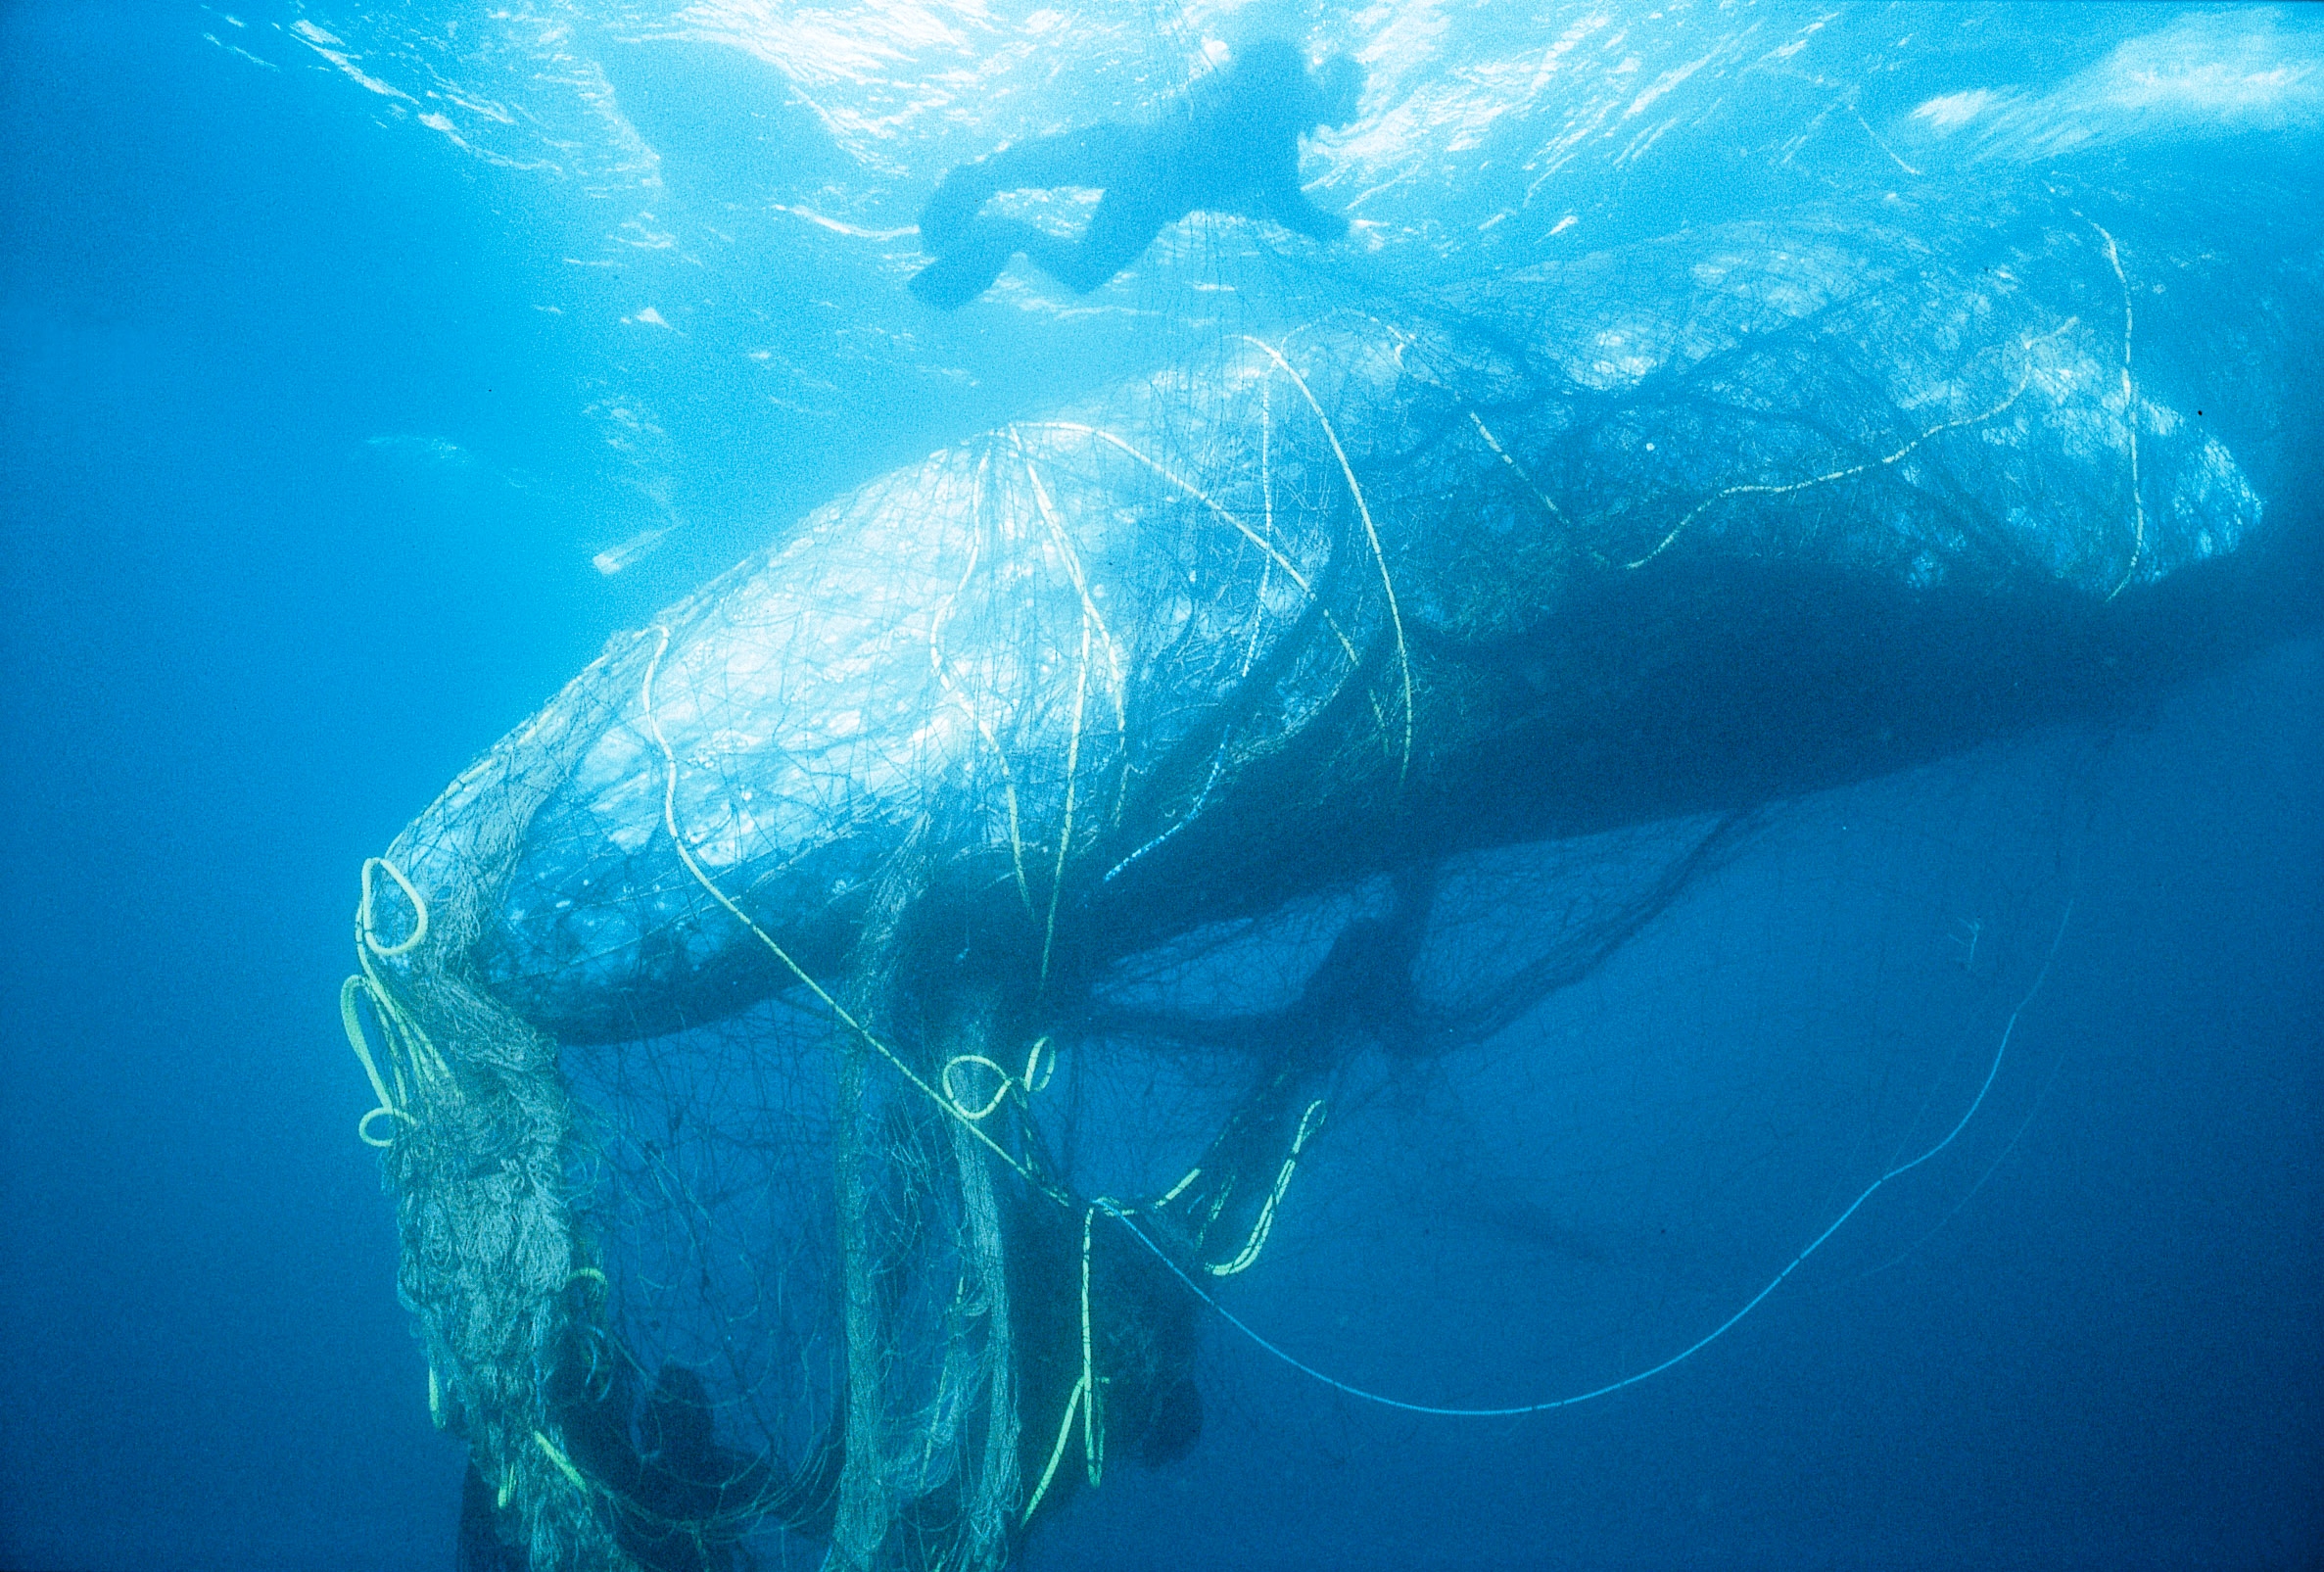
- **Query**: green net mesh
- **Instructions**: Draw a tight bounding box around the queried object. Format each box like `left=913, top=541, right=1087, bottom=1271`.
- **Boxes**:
left=341, top=192, right=2302, bottom=1572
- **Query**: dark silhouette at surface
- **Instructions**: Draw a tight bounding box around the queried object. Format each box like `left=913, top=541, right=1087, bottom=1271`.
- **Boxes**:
left=909, top=41, right=1363, bottom=309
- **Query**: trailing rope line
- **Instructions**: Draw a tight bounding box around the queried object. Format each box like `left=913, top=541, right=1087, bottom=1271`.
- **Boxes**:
left=1109, top=903, right=2073, bottom=1418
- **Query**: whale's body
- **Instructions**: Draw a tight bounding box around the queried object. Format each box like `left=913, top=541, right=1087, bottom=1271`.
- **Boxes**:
left=379, top=191, right=2316, bottom=1044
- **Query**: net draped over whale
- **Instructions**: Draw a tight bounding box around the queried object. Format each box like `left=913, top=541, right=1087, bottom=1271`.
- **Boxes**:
left=344, top=167, right=2315, bottom=1572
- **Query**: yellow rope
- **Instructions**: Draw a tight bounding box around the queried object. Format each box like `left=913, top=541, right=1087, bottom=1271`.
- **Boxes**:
left=535, top=1431, right=591, bottom=1496
left=1020, top=421, right=1367, bottom=674
left=1206, top=1101, right=1327, bottom=1277
left=1021, top=1376, right=1088, bottom=1522
left=1467, top=410, right=1569, bottom=526
left=341, top=856, right=456, bottom=1146
left=358, top=855, right=429, bottom=956
left=500, top=624, right=1346, bottom=1535
left=940, top=1034, right=1055, bottom=1122
left=339, top=977, right=411, bottom=1147
left=1040, top=615, right=1092, bottom=988
left=637, top=626, right=1074, bottom=1210
left=928, top=459, right=1036, bottom=916
left=2088, top=219, right=2145, bottom=600
left=1011, top=429, right=1127, bottom=736
left=1623, top=324, right=2073, bottom=570
left=1021, top=1035, right=1054, bottom=1095
left=1080, top=1203, right=1103, bottom=1487
left=1021, top=1205, right=1105, bottom=1523
left=1240, top=337, right=1414, bottom=781
left=940, top=1055, right=1016, bottom=1121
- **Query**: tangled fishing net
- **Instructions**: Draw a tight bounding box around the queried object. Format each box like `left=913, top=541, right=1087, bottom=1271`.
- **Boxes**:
left=340, top=160, right=2313, bottom=1572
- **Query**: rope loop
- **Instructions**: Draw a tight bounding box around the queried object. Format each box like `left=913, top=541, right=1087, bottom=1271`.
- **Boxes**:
left=355, top=1102, right=416, bottom=1149
left=341, top=974, right=418, bottom=1148
left=341, top=857, right=457, bottom=1146
left=941, top=1055, right=1015, bottom=1121
left=357, top=855, right=429, bottom=958
left=941, top=1036, right=1059, bottom=1122
left=1022, top=1035, right=1055, bottom=1095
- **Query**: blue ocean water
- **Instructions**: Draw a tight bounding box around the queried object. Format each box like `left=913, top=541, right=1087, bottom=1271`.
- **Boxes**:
left=1, top=4, right=2318, bottom=1569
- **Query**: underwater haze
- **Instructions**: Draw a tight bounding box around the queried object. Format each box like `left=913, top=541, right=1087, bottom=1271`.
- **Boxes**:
left=3, top=2, right=2321, bottom=1570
